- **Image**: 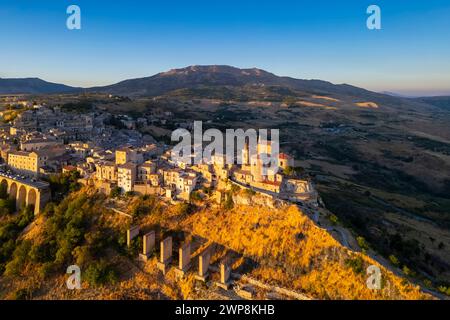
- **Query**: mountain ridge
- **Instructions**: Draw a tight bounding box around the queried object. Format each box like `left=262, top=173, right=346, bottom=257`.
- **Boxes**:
left=1, top=66, right=449, bottom=104
left=0, top=77, right=81, bottom=95
left=88, top=65, right=379, bottom=98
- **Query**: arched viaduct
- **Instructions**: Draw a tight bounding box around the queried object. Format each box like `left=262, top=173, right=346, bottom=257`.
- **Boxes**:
left=0, top=173, right=51, bottom=215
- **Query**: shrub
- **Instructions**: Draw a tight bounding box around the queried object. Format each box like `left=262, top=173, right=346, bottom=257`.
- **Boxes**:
left=16, top=206, right=34, bottom=229
left=84, top=260, right=118, bottom=287
left=0, top=198, right=15, bottom=216
left=12, top=288, right=30, bottom=300
left=0, top=239, right=16, bottom=272
left=230, top=184, right=241, bottom=194
left=37, top=262, right=56, bottom=280
left=4, top=240, right=32, bottom=277
left=223, top=192, right=234, bottom=210
left=190, top=191, right=202, bottom=202
left=72, top=245, right=92, bottom=267
left=402, top=265, right=415, bottom=277
left=345, top=256, right=365, bottom=275
left=125, top=191, right=135, bottom=197
left=329, top=214, right=339, bottom=225
left=110, top=186, right=122, bottom=198
left=389, top=255, right=400, bottom=266
left=175, top=202, right=194, bottom=216
left=47, top=171, right=81, bottom=200
left=356, top=236, right=370, bottom=252
left=130, top=195, right=161, bottom=217
left=126, top=237, right=142, bottom=257
left=29, top=242, right=56, bottom=264
left=437, top=286, right=448, bottom=294
left=283, top=166, right=296, bottom=176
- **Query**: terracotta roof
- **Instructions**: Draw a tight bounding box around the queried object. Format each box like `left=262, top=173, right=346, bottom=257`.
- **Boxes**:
left=118, top=163, right=136, bottom=170
left=8, top=150, right=35, bottom=157
left=260, top=179, right=282, bottom=186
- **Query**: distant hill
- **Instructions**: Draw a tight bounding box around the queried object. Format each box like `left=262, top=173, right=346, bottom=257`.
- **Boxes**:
left=3, top=66, right=448, bottom=108
left=89, top=65, right=383, bottom=99
left=380, top=91, right=411, bottom=98
left=0, top=78, right=80, bottom=94
left=2, top=66, right=449, bottom=113
left=416, top=96, right=450, bottom=111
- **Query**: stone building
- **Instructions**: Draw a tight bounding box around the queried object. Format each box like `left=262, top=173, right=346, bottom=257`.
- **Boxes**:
left=95, top=161, right=117, bottom=182
left=115, top=147, right=143, bottom=165
left=118, top=163, right=137, bottom=192
left=20, top=138, right=62, bottom=151
left=137, top=161, right=156, bottom=181
left=7, top=150, right=45, bottom=177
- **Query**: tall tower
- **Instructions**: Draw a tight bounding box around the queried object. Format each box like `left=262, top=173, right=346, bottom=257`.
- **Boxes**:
left=250, top=154, right=264, bottom=182
left=242, top=141, right=250, bottom=166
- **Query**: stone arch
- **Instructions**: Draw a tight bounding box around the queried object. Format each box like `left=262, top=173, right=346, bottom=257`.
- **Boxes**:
left=27, top=189, right=37, bottom=212
left=9, top=182, right=18, bottom=200
left=17, top=185, right=27, bottom=210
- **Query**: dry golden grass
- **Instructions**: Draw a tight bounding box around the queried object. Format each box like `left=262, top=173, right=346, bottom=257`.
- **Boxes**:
left=355, top=102, right=379, bottom=109
left=297, top=101, right=337, bottom=110
left=185, top=205, right=430, bottom=300
left=311, top=95, right=340, bottom=102
left=4, top=188, right=431, bottom=300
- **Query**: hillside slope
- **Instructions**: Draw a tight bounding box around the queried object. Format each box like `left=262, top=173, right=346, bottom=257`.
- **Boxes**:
left=0, top=189, right=431, bottom=300
left=184, top=204, right=429, bottom=300
left=0, top=78, right=80, bottom=94
left=416, top=96, right=450, bottom=111
left=90, top=65, right=397, bottom=101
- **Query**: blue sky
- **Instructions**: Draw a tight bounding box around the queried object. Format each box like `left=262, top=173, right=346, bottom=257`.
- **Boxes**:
left=0, top=0, right=449, bottom=96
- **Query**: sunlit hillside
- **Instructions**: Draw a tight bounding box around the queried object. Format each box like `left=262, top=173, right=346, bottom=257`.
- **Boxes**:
left=185, top=204, right=429, bottom=300
left=0, top=187, right=432, bottom=300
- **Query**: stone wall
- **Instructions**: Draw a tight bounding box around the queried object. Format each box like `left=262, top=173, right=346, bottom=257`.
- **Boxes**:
left=232, top=192, right=285, bottom=209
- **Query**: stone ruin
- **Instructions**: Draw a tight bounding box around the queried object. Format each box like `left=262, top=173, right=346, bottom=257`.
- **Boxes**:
left=139, top=231, right=155, bottom=261
left=127, top=225, right=140, bottom=247
left=215, top=259, right=232, bottom=290
left=194, top=246, right=212, bottom=282
left=175, top=241, right=191, bottom=277
left=129, top=231, right=235, bottom=292
left=157, top=236, right=173, bottom=274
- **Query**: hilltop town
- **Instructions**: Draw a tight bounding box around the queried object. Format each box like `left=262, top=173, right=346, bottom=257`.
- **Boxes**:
left=0, top=95, right=317, bottom=214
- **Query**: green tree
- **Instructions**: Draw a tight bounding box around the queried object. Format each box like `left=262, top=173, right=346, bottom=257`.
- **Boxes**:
left=110, top=186, right=122, bottom=198
left=83, top=260, right=118, bottom=287
left=345, top=256, right=365, bottom=275
left=4, top=240, right=32, bottom=277
left=0, top=198, right=15, bottom=216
